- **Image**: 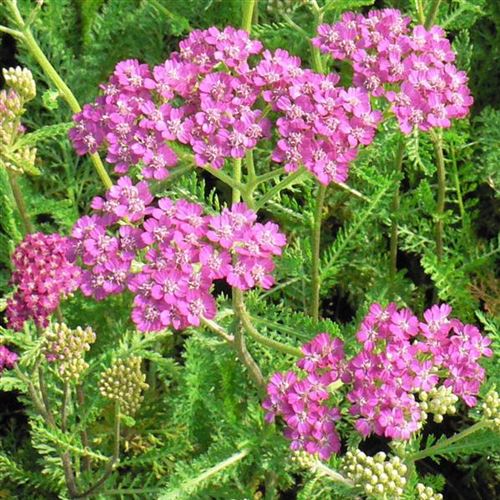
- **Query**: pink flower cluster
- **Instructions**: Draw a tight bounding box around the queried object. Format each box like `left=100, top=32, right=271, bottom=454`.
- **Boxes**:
left=264, top=303, right=492, bottom=457
left=313, top=9, right=473, bottom=133
left=263, top=334, right=345, bottom=459
left=0, top=345, right=18, bottom=373
left=347, top=303, right=492, bottom=440
left=271, top=71, right=382, bottom=184
left=69, top=27, right=380, bottom=186
left=6, top=233, right=81, bottom=330
left=72, top=177, right=286, bottom=332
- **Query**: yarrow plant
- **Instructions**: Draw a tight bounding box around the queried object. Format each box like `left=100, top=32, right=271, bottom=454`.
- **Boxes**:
left=313, top=9, right=473, bottom=133
left=72, top=176, right=286, bottom=332
left=263, top=303, right=492, bottom=458
left=6, top=233, right=81, bottom=330
left=0, top=0, right=498, bottom=499
left=69, top=25, right=383, bottom=186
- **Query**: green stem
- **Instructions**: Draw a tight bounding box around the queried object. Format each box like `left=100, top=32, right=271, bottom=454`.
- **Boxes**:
left=425, top=0, right=442, bottom=28
left=335, top=181, right=369, bottom=202
left=232, top=289, right=266, bottom=392
left=241, top=0, right=257, bottom=33
left=313, top=461, right=354, bottom=487
left=408, top=421, right=487, bottom=462
left=255, top=167, right=307, bottom=210
left=254, top=167, right=285, bottom=186
left=76, top=385, right=91, bottom=473
left=450, top=145, right=466, bottom=230
left=7, top=171, right=35, bottom=234
left=5, top=0, right=112, bottom=190
left=235, top=300, right=302, bottom=357
left=0, top=24, right=23, bottom=38
left=204, top=164, right=245, bottom=194
left=200, top=317, right=235, bottom=343
left=390, top=139, right=405, bottom=280
left=415, top=0, right=426, bottom=25
left=13, top=364, right=50, bottom=421
left=232, top=158, right=242, bottom=204
left=310, top=184, right=327, bottom=322
left=14, top=363, right=79, bottom=496
left=38, top=367, right=56, bottom=426
left=75, top=403, right=121, bottom=498
left=61, top=382, right=70, bottom=433
left=430, top=129, right=446, bottom=262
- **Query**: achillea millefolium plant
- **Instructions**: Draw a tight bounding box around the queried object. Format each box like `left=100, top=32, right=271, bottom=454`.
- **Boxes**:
left=0, top=0, right=498, bottom=498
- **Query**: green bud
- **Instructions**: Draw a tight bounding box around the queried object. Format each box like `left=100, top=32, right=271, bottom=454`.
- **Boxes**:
left=99, top=356, right=149, bottom=416
left=43, top=323, right=96, bottom=382
left=417, top=482, right=443, bottom=500
left=342, top=448, right=407, bottom=499
left=482, top=389, right=500, bottom=432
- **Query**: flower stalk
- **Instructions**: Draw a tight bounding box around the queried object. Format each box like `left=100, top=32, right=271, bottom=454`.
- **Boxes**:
left=7, top=170, right=34, bottom=234
left=3, top=0, right=113, bottom=190
left=390, top=139, right=405, bottom=280
left=430, top=128, right=446, bottom=261
left=310, top=183, right=327, bottom=322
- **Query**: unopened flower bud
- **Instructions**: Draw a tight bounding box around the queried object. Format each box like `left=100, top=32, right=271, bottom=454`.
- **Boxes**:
left=99, top=356, right=148, bottom=416
left=43, top=323, right=96, bottom=382
left=3, top=67, right=36, bottom=102
left=342, top=448, right=407, bottom=499
left=482, top=389, right=500, bottom=432
left=417, top=482, right=443, bottom=500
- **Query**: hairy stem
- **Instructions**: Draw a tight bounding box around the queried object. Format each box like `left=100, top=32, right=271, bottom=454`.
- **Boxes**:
left=7, top=171, right=34, bottom=234
left=241, top=0, right=257, bottom=33
left=200, top=317, right=235, bottom=343
left=415, top=0, right=425, bottom=25
left=204, top=164, right=246, bottom=194
left=430, top=129, right=446, bottom=261
left=408, top=421, right=487, bottom=462
left=255, top=167, right=307, bottom=209
left=450, top=145, right=466, bottom=230
left=313, top=460, right=354, bottom=487
left=234, top=299, right=302, bottom=357
left=75, top=402, right=121, bottom=498
left=390, top=139, right=405, bottom=280
left=76, top=385, right=92, bottom=473
left=61, top=382, right=70, bottom=433
left=310, top=184, right=327, bottom=322
left=425, top=0, right=442, bottom=28
left=232, top=289, right=266, bottom=392
left=232, top=158, right=242, bottom=204
left=4, top=0, right=113, bottom=189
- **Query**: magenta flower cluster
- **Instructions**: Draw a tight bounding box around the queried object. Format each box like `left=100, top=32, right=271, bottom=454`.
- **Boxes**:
left=72, top=177, right=286, bottom=332
left=69, top=26, right=381, bottom=186
left=263, top=303, right=492, bottom=458
left=313, top=9, right=473, bottom=133
left=263, top=333, right=345, bottom=460
left=0, top=345, right=18, bottom=373
left=6, top=233, right=81, bottom=330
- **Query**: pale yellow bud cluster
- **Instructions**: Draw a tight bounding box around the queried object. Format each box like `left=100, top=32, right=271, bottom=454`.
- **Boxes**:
left=417, top=483, right=443, bottom=500
left=3, top=67, right=36, bottom=102
left=481, top=389, right=500, bottom=432
left=43, top=323, right=96, bottom=382
left=290, top=450, right=318, bottom=469
left=99, top=357, right=149, bottom=416
left=343, top=449, right=407, bottom=499
left=1, top=66, right=38, bottom=175
left=420, top=385, right=458, bottom=423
